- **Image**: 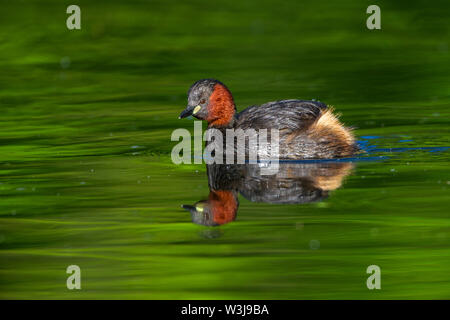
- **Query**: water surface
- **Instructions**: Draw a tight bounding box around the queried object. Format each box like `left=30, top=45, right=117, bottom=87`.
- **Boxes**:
left=0, top=0, right=449, bottom=299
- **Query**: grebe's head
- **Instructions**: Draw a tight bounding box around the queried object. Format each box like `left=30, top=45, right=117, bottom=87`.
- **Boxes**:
left=182, top=190, right=238, bottom=226
left=179, top=79, right=236, bottom=127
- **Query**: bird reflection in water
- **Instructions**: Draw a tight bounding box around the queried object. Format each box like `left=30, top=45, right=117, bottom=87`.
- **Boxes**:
left=182, top=162, right=353, bottom=226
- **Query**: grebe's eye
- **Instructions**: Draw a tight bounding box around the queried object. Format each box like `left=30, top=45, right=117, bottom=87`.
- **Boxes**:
left=200, top=98, right=206, bottom=105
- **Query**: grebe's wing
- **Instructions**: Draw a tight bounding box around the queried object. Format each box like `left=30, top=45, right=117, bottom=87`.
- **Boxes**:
left=235, top=99, right=326, bottom=132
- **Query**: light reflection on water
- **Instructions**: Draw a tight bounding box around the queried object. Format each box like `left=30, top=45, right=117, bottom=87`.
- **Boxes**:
left=184, top=162, right=354, bottom=226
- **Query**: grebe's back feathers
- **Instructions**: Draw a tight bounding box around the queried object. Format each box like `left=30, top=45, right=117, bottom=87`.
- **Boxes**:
left=235, top=99, right=326, bottom=132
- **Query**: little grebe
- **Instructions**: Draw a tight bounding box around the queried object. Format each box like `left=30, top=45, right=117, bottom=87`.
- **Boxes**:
left=179, top=79, right=357, bottom=159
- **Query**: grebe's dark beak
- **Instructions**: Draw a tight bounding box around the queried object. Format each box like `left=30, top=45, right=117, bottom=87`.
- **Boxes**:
left=178, top=106, right=194, bottom=119
left=181, top=204, right=196, bottom=211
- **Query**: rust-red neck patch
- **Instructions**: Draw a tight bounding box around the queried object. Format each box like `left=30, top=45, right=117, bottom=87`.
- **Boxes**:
left=207, top=83, right=236, bottom=127
left=208, top=190, right=237, bottom=225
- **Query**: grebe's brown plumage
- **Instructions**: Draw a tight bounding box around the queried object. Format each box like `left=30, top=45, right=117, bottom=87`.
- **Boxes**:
left=179, top=79, right=358, bottom=159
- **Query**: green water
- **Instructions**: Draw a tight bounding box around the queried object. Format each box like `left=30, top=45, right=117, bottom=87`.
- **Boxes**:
left=0, top=0, right=449, bottom=299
